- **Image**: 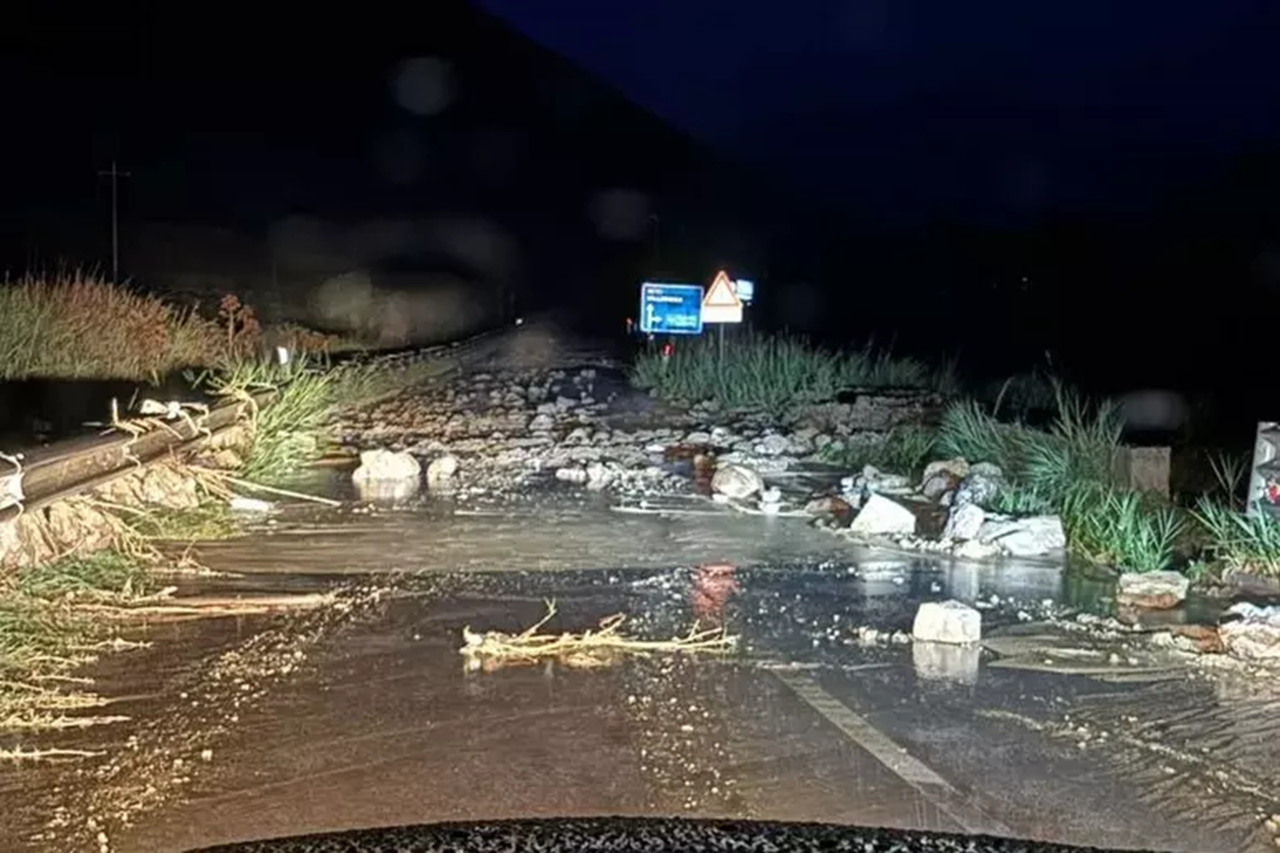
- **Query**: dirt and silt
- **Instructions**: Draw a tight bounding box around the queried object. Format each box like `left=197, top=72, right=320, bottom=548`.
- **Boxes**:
left=4, top=325, right=1280, bottom=853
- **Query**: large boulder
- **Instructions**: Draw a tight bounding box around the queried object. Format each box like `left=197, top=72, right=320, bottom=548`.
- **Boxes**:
left=912, top=600, right=982, bottom=645
left=849, top=493, right=917, bottom=536
left=711, top=463, right=764, bottom=500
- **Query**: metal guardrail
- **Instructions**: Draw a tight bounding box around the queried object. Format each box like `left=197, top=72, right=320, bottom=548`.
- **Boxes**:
left=0, top=388, right=276, bottom=524
left=0, top=317, right=530, bottom=524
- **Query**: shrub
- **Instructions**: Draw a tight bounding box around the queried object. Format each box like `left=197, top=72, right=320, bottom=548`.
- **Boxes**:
left=1193, top=497, right=1280, bottom=578
left=938, top=381, right=1186, bottom=571
left=1060, top=484, right=1184, bottom=572
left=986, top=484, right=1056, bottom=516
left=936, top=380, right=1121, bottom=506
left=0, top=272, right=229, bottom=380
left=822, top=425, right=938, bottom=478
left=631, top=332, right=952, bottom=413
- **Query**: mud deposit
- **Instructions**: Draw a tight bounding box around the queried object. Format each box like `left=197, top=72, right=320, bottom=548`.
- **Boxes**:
left=1, top=544, right=1276, bottom=852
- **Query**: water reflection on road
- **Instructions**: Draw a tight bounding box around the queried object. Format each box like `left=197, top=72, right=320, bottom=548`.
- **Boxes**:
left=2, top=496, right=1277, bottom=853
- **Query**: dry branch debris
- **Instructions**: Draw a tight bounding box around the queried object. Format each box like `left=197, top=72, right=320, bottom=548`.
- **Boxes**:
left=459, top=599, right=736, bottom=671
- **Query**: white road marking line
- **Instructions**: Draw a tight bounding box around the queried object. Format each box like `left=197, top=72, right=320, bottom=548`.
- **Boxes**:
left=773, top=670, right=1014, bottom=837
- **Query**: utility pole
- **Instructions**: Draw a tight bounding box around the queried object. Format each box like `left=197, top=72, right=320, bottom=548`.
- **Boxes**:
left=97, top=160, right=131, bottom=281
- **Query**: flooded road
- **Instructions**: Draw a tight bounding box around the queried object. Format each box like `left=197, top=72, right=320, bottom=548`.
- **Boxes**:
left=3, top=497, right=1279, bottom=853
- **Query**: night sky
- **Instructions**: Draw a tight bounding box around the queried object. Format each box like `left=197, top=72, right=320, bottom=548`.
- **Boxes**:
left=478, top=0, right=1280, bottom=222
left=3, top=0, right=1280, bottom=400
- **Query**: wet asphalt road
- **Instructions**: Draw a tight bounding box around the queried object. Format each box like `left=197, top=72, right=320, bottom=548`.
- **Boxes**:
left=4, top=499, right=1279, bottom=853
left=3, top=324, right=1279, bottom=853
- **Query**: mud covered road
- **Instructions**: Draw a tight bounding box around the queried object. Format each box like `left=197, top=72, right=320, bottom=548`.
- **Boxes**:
left=3, top=320, right=1280, bottom=853
left=4, top=502, right=1280, bottom=853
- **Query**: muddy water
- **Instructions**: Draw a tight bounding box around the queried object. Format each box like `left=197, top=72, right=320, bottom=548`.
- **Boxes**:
left=37, top=574, right=1263, bottom=853
left=2, top=495, right=1274, bottom=853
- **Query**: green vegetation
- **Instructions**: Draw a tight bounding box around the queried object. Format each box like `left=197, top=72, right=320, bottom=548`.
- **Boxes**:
left=204, top=349, right=447, bottom=484
left=933, top=384, right=1189, bottom=573
left=0, top=551, right=156, bottom=736
left=1192, top=497, right=1280, bottom=579
left=631, top=332, right=958, bottom=414
left=820, top=425, right=938, bottom=479
left=0, top=272, right=230, bottom=380
left=0, top=274, right=350, bottom=382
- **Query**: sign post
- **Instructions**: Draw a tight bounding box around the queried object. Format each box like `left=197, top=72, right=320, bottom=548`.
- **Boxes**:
left=701, top=270, right=744, bottom=365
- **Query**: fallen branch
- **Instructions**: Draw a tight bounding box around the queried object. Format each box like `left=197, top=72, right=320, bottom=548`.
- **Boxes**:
left=0, top=746, right=105, bottom=761
left=460, top=599, right=736, bottom=670
left=189, top=467, right=341, bottom=507
left=72, top=592, right=335, bottom=620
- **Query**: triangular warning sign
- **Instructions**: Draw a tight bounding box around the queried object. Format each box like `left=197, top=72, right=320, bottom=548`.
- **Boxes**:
left=703, top=270, right=741, bottom=308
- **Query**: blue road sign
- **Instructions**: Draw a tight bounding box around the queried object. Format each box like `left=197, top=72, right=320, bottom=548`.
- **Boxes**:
left=639, top=282, right=704, bottom=335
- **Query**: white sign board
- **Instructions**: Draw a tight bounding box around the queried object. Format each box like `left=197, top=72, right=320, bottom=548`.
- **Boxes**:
left=701, top=270, right=743, bottom=324
left=733, top=279, right=754, bottom=303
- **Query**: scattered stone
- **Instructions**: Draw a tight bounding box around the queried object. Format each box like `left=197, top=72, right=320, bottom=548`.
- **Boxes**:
left=1219, top=603, right=1280, bottom=660
left=977, top=514, right=1065, bottom=557
left=1116, top=570, right=1189, bottom=610
left=352, top=449, right=422, bottom=501
left=921, top=457, right=969, bottom=501
left=710, top=463, right=764, bottom=500
left=554, top=466, right=588, bottom=484
left=804, top=495, right=850, bottom=516
left=426, top=454, right=460, bottom=487
left=912, top=600, right=982, bottom=645
left=755, top=433, right=790, bottom=456
left=140, top=464, right=202, bottom=510
left=943, top=502, right=985, bottom=541
left=953, top=539, right=1001, bottom=560
left=585, top=462, right=612, bottom=490
left=922, top=457, right=971, bottom=484
left=857, top=465, right=913, bottom=495
left=229, top=497, right=273, bottom=513
left=954, top=463, right=1004, bottom=507
left=849, top=493, right=917, bottom=537
left=352, top=449, right=421, bottom=484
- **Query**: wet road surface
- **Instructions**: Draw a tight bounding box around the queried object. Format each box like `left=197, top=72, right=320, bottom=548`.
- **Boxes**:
left=3, top=495, right=1279, bottom=853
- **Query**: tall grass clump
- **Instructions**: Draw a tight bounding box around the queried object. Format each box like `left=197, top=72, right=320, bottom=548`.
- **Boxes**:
left=1060, top=484, right=1184, bottom=572
left=1, top=550, right=155, bottom=732
left=937, top=379, right=1186, bottom=572
left=208, top=355, right=394, bottom=484
left=1193, top=498, right=1280, bottom=578
left=0, top=271, right=240, bottom=380
left=821, top=425, right=938, bottom=478
left=937, top=380, right=1121, bottom=505
left=631, top=332, right=951, bottom=413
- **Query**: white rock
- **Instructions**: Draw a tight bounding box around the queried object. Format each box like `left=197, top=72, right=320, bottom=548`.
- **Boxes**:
left=426, top=454, right=459, bottom=485
left=585, top=462, right=612, bottom=490
left=922, top=457, right=970, bottom=483
left=354, top=478, right=420, bottom=502
left=1220, top=603, right=1280, bottom=660
left=760, top=487, right=782, bottom=505
left=912, top=641, right=980, bottom=684
left=849, top=493, right=917, bottom=537
left=943, top=502, right=985, bottom=541
left=352, top=449, right=421, bottom=484
left=1115, top=570, right=1188, bottom=609
left=555, top=466, right=588, bottom=484
left=977, top=515, right=1065, bottom=557
left=756, top=434, right=790, bottom=456
left=711, top=463, right=764, bottom=499
left=229, top=496, right=273, bottom=513
left=912, top=600, right=982, bottom=645
left=954, top=539, right=1001, bottom=560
